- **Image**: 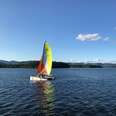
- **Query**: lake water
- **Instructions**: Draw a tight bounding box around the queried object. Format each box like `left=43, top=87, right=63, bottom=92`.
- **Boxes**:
left=0, top=68, right=116, bottom=116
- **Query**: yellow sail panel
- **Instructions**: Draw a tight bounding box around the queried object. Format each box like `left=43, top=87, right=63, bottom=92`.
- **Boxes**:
left=44, top=42, right=52, bottom=75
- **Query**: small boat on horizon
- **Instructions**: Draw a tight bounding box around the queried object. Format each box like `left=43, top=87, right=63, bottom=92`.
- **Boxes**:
left=30, top=41, right=54, bottom=81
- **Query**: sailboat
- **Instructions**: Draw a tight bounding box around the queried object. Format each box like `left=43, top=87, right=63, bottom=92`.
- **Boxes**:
left=30, top=41, right=54, bottom=81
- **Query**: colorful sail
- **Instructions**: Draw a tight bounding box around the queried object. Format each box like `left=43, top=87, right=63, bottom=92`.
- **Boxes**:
left=37, top=41, right=52, bottom=76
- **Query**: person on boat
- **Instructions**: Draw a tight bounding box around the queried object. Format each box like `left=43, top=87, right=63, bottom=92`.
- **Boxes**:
left=38, top=73, right=46, bottom=79
left=41, top=73, right=47, bottom=79
left=36, top=72, right=42, bottom=78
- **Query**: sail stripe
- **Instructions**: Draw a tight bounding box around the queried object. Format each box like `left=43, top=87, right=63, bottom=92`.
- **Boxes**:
left=42, top=43, right=47, bottom=66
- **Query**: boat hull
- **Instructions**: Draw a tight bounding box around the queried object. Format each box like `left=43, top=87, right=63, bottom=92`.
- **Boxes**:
left=30, top=76, right=47, bottom=81
left=30, top=75, right=54, bottom=81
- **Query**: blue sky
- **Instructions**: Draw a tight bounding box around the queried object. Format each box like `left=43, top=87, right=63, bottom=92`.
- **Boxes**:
left=0, top=0, right=116, bottom=62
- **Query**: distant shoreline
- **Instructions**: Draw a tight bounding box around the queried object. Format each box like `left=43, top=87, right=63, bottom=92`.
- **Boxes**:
left=0, top=60, right=116, bottom=68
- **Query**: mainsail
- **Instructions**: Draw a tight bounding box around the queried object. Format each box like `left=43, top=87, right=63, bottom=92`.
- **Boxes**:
left=37, top=41, right=52, bottom=76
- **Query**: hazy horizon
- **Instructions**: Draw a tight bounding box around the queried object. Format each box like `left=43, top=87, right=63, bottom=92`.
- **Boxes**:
left=0, top=59, right=116, bottom=64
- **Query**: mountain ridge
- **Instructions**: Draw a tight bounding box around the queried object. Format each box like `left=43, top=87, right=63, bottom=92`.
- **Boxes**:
left=0, top=60, right=116, bottom=68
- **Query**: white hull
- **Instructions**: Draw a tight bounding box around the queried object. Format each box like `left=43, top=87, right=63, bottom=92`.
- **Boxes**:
left=30, top=75, right=54, bottom=81
left=30, top=76, right=47, bottom=81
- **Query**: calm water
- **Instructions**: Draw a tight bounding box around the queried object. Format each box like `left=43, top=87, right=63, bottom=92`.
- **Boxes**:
left=0, top=68, right=116, bottom=116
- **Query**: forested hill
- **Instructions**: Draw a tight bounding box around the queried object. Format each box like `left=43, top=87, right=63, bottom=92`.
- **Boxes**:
left=0, top=60, right=116, bottom=68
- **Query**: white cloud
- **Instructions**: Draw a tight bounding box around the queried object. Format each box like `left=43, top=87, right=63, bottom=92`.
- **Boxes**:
left=76, top=33, right=101, bottom=41
left=104, top=37, right=110, bottom=41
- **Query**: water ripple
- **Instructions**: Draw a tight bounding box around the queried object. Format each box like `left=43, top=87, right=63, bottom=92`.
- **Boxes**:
left=0, top=68, right=116, bottom=115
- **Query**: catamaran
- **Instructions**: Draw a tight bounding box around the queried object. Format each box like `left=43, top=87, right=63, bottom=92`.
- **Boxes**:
left=30, top=41, right=54, bottom=81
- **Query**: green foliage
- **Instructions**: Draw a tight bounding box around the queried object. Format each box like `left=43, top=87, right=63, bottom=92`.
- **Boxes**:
left=0, top=60, right=116, bottom=68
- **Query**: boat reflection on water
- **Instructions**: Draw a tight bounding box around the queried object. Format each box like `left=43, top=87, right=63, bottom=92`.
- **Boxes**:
left=36, top=81, right=55, bottom=115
